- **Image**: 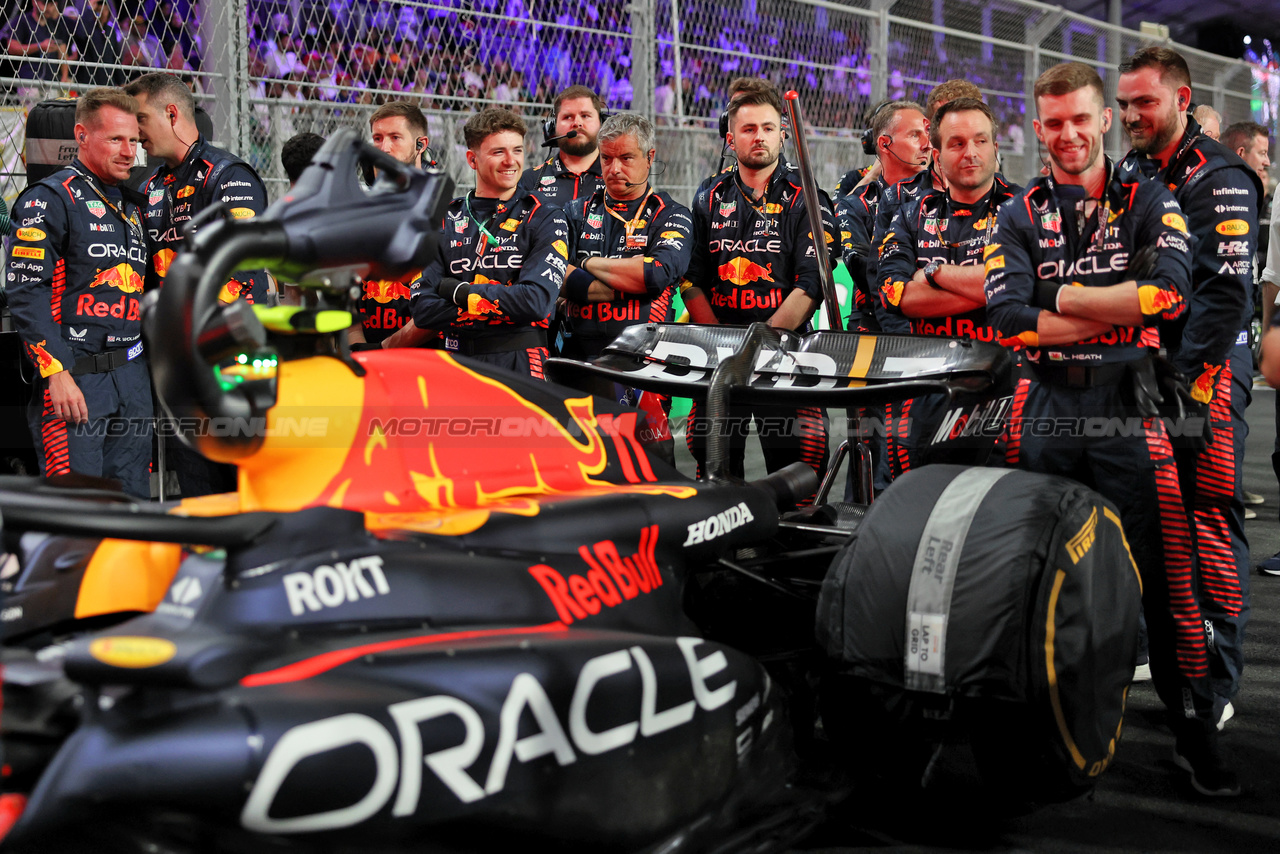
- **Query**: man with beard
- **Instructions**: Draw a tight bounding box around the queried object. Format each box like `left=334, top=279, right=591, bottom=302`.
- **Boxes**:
left=682, top=88, right=833, bottom=497
left=413, top=108, right=567, bottom=378
left=350, top=101, right=435, bottom=350
left=875, top=97, right=1020, bottom=476
left=562, top=113, right=693, bottom=462
left=986, top=62, right=1234, bottom=797
left=1117, top=47, right=1262, bottom=737
left=518, top=85, right=606, bottom=209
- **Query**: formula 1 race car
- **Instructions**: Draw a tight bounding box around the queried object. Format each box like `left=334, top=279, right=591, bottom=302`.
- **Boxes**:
left=0, top=132, right=1139, bottom=853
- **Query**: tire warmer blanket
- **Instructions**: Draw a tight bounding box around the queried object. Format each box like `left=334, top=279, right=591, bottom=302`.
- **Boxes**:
left=904, top=467, right=1014, bottom=693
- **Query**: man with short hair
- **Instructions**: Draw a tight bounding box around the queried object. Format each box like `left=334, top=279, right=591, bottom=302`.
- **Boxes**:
left=1193, top=104, right=1222, bottom=141
left=125, top=71, right=269, bottom=303
left=986, top=61, right=1234, bottom=796
left=875, top=97, right=1020, bottom=475
left=517, top=85, right=607, bottom=209
left=834, top=79, right=981, bottom=198
left=281, top=131, right=325, bottom=185
left=413, top=108, right=567, bottom=378
left=1117, top=45, right=1262, bottom=742
left=838, top=100, right=931, bottom=335
left=125, top=70, right=270, bottom=498
left=562, top=113, right=693, bottom=461
left=5, top=87, right=151, bottom=498
left=350, top=101, right=433, bottom=350
left=682, top=88, right=832, bottom=494
left=1222, top=121, right=1271, bottom=189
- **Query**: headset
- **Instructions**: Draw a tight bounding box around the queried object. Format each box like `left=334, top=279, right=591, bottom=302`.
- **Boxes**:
left=861, top=100, right=896, bottom=156
left=542, top=108, right=613, bottom=146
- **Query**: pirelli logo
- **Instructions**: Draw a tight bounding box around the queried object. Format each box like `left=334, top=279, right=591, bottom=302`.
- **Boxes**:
left=1066, top=506, right=1098, bottom=565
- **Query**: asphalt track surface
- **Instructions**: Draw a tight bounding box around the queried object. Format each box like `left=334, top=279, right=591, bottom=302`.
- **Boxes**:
left=673, top=384, right=1280, bottom=853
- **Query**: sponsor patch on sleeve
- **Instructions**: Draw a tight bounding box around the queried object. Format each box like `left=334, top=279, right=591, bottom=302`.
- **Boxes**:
left=16, top=227, right=46, bottom=241
left=229, top=207, right=256, bottom=220
left=1162, top=212, right=1188, bottom=232
left=12, top=246, right=45, bottom=260
left=1215, top=219, right=1249, bottom=236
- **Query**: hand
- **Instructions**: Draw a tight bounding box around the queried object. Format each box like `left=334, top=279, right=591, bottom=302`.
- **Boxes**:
left=47, top=371, right=88, bottom=424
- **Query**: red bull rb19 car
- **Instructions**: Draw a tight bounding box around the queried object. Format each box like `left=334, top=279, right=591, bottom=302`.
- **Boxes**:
left=0, top=133, right=1137, bottom=852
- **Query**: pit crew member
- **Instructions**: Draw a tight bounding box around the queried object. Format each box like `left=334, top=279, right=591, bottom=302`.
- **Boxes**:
left=1117, top=46, right=1262, bottom=732
left=563, top=112, right=692, bottom=460
left=5, top=87, right=151, bottom=499
left=351, top=101, right=434, bottom=350
left=413, top=108, right=567, bottom=378
left=875, top=97, right=1020, bottom=476
left=682, top=88, right=832, bottom=492
left=985, top=62, right=1233, bottom=796
left=125, top=72, right=269, bottom=304
left=517, top=85, right=606, bottom=209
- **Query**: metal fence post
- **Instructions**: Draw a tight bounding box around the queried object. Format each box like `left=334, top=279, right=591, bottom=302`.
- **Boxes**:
left=630, top=0, right=655, bottom=120
left=200, top=0, right=250, bottom=153
left=870, top=0, right=894, bottom=107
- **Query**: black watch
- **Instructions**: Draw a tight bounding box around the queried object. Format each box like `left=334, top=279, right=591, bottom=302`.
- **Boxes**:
left=922, top=261, right=942, bottom=288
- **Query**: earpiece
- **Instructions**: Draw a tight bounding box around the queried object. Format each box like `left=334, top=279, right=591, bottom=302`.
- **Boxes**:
left=416, top=137, right=425, bottom=153
left=79, top=134, right=85, bottom=143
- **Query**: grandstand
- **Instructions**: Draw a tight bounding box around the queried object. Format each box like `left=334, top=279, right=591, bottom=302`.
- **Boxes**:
left=1, top=0, right=1275, bottom=205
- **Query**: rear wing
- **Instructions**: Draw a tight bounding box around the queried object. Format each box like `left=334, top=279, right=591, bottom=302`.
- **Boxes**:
left=545, top=324, right=1013, bottom=408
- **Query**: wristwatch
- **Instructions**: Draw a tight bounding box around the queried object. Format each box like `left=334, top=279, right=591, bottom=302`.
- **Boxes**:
left=922, top=261, right=942, bottom=288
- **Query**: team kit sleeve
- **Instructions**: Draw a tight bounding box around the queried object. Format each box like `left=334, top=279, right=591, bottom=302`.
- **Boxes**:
left=1130, top=184, right=1192, bottom=329
left=875, top=201, right=922, bottom=317
left=983, top=198, right=1044, bottom=347
left=214, top=163, right=272, bottom=303
left=787, top=190, right=831, bottom=301
left=684, top=188, right=714, bottom=290
left=643, top=203, right=694, bottom=295
left=453, top=207, right=568, bottom=325
left=5, top=185, right=75, bottom=377
left=409, top=233, right=456, bottom=330
left=1173, top=168, right=1258, bottom=382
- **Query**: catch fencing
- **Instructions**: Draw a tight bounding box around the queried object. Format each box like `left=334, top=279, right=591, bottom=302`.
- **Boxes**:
left=0, top=0, right=1274, bottom=208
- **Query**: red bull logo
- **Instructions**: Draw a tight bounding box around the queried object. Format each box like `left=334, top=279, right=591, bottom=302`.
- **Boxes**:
left=153, top=248, right=176, bottom=280
left=27, top=340, right=63, bottom=378
left=90, top=263, right=144, bottom=294
left=718, top=257, right=774, bottom=286
left=465, top=295, right=501, bottom=316
left=218, top=278, right=252, bottom=303
left=881, top=277, right=904, bottom=307
left=1001, top=330, right=1040, bottom=348
left=1191, top=364, right=1221, bottom=404
left=363, top=280, right=413, bottom=304
left=1137, top=285, right=1182, bottom=316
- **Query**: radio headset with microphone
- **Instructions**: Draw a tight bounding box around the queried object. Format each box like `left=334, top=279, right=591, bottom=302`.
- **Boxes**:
left=541, top=110, right=612, bottom=147
left=716, top=101, right=790, bottom=172
left=623, top=154, right=657, bottom=189
left=861, top=101, right=894, bottom=156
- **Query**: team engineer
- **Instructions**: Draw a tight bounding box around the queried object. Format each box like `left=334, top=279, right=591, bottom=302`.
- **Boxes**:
left=351, top=100, right=435, bottom=350
left=875, top=97, right=1020, bottom=476
left=985, top=61, right=1235, bottom=797
left=562, top=112, right=693, bottom=460
left=1117, top=46, right=1262, bottom=735
left=413, top=108, right=568, bottom=378
left=5, top=87, right=151, bottom=498
left=682, top=88, right=833, bottom=494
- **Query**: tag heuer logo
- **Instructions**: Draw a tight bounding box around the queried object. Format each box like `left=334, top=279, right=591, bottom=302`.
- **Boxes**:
left=86, top=200, right=105, bottom=218
left=169, top=576, right=203, bottom=606
left=587, top=212, right=603, bottom=228
left=1041, top=212, right=1062, bottom=233
left=148, top=189, right=164, bottom=204
left=540, top=175, right=555, bottom=185
left=719, top=200, right=737, bottom=217
left=454, top=220, right=467, bottom=233
left=923, top=218, right=937, bottom=235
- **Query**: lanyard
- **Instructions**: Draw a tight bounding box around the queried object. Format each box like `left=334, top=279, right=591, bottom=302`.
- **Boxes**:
left=603, top=188, right=653, bottom=250
left=734, top=172, right=777, bottom=235
left=938, top=185, right=998, bottom=265
left=1047, top=161, right=1113, bottom=256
